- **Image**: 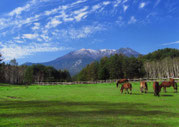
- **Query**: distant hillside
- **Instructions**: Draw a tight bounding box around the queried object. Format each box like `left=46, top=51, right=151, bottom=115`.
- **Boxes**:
left=24, top=48, right=141, bottom=75
left=75, top=48, right=179, bottom=81
left=142, top=48, right=179, bottom=61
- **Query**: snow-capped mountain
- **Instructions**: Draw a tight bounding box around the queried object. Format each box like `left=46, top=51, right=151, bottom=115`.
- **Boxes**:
left=24, top=48, right=140, bottom=75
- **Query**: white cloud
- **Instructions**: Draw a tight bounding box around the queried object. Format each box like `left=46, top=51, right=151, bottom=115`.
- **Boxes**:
left=123, top=0, right=128, bottom=4
left=68, top=25, right=105, bottom=39
left=73, top=6, right=89, bottom=21
left=22, top=34, right=39, bottom=40
left=32, top=23, right=40, bottom=30
left=16, top=40, right=24, bottom=44
left=8, top=0, right=50, bottom=17
left=0, top=14, right=41, bottom=31
left=74, top=6, right=89, bottom=14
left=8, top=4, right=31, bottom=16
left=114, top=0, right=121, bottom=7
left=0, top=43, right=68, bottom=61
left=74, top=12, right=88, bottom=22
left=14, top=36, right=21, bottom=40
left=45, top=18, right=62, bottom=29
left=92, top=4, right=101, bottom=12
left=123, top=5, right=129, bottom=12
left=40, top=34, right=51, bottom=41
left=71, top=0, right=87, bottom=6
left=139, top=2, right=146, bottom=9
left=103, top=1, right=111, bottom=5
left=162, top=41, right=179, bottom=45
left=91, top=1, right=112, bottom=12
left=43, top=0, right=87, bottom=17
left=45, top=8, right=59, bottom=16
left=128, top=16, right=137, bottom=24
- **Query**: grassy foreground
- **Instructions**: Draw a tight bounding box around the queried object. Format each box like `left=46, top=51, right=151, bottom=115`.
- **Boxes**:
left=0, top=82, right=179, bottom=127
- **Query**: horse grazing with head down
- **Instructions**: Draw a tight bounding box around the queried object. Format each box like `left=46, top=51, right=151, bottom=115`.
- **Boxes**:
left=140, top=81, right=148, bottom=93
left=153, top=82, right=161, bottom=96
left=116, top=79, right=128, bottom=88
left=160, top=78, right=177, bottom=93
left=120, top=83, right=132, bottom=94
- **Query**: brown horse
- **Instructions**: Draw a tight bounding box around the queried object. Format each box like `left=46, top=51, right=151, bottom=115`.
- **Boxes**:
left=120, top=83, right=132, bottom=94
left=153, top=82, right=161, bottom=96
left=116, top=79, right=128, bottom=88
left=160, top=78, right=177, bottom=93
left=140, top=81, right=148, bottom=93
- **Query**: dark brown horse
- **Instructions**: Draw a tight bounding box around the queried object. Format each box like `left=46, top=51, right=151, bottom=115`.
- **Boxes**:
left=120, top=83, right=132, bottom=94
left=116, top=79, right=128, bottom=88
left=140, top=81, right=148, bottom=93
left=160, top=78, right=177, bottom=93
left=153, top=82, right=161, bottom=96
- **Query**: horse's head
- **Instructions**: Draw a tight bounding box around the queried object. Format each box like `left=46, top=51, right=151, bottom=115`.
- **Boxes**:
left=120, top=89, right=123, bottom=93
left=170, top=78, right=175, bottom=83
left=120, top=85, right=124, bottom=93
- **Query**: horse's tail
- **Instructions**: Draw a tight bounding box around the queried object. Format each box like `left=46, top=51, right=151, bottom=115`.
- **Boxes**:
left=116, top=81, right=119, bottom=88
left=145, top=83, right=148, bottom=90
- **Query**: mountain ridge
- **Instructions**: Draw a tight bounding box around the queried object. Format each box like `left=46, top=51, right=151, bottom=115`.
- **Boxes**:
left=24, top=48, right=141, bottom=75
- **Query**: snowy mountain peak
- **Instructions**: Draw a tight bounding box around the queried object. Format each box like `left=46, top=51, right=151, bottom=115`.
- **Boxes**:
left=24, top=48, right=140, bottom=75
left=71, top=48, right=140, bottom=59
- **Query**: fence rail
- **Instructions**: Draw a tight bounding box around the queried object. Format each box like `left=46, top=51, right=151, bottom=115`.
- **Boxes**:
left=35, top=78, right=179, bottom=85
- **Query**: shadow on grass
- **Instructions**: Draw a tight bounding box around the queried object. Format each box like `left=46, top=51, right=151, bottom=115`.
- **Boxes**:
left=0, top=101, right=178, bottom=127
left=132, top=93, right=143, bottom=95
left=147, top=92, right=154, bottom=94
left=161, top=94, right=173, bottom=97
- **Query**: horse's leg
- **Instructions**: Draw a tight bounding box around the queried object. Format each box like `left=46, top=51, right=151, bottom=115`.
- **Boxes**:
left=163, top=87, right=166, bottom=93
left=130, top=88, right=132, bottom=94
left=157, top=91, right=160, bottom=97
left=176, top=83, right=178, bottom=93
left=173, top=84, right=177, bottom=93
left=127, top=89, right=129, bottom=94
left=140, top=87, right=143, bottom=93
left=154, top=90, right=156, bottom=96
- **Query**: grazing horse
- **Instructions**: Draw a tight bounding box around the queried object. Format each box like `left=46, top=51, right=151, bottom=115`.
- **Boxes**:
left=116, top=79, right=128, bottom=88
left=140, top=81, right=148, bottom=93
left=160, top=78, right=177, bottom=93
left=120, top=83, right=132, bottom=94
left=153, top=82, right=161, bottom=96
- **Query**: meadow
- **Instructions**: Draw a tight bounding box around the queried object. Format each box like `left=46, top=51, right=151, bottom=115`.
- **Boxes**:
left=0, top=82, right=179, bottom=127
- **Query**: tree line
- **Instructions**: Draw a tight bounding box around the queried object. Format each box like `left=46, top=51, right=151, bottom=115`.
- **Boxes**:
left=144, top=57, right=179, bottom=78
left=0, top=58, right=71, bottom=85
left=74, top=54, right=145, bottom=81
left=74, top=48, right=179, bottom=81
left=0, top=48, right=179, bottom=84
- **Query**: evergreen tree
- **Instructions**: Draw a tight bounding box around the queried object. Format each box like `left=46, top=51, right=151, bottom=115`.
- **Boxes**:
left=24, top=66, right=33, bottom=84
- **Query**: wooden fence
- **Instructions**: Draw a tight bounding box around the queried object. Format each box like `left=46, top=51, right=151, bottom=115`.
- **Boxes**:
left=35, top=78, right=179, bottom=85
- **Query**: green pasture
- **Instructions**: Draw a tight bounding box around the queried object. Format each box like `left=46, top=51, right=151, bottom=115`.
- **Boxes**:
left=0, top=82, right=179, bottom=127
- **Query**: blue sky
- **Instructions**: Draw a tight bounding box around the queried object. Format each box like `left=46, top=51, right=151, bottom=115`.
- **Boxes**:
left=0, top=0, right=179, bottom=64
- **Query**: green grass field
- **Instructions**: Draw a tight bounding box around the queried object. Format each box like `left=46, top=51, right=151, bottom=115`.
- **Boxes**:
left=0, top=82, right=179, bottom=127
